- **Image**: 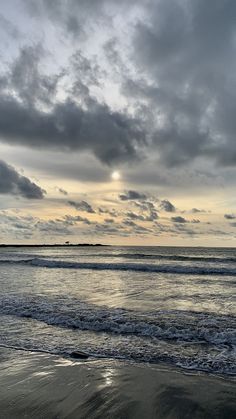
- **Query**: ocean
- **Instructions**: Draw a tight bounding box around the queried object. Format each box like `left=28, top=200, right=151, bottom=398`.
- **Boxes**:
left=0, top=245, right=235, bottom=376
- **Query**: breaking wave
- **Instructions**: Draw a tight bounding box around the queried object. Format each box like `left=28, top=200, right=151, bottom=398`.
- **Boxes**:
left=0, top=294, right=235, bottom=375
left=95, top=253, right=236, bottom=264
left=0, top=294, right=235, bottom=345
left=1, top=257, right=236, bottom=276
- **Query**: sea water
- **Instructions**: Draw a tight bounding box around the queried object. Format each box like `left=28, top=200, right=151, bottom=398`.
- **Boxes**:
left=0, top=246, right=235, bottom=375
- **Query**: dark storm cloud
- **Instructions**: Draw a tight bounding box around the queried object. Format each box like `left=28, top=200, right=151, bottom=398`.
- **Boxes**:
left=160, top=200, right=176, bottom=213
left=126, top=0, right=236, bottom=168
left=0, top=46, right=146, bottom=166
left=224, top=214, right=236, bottom=220
left=119, top=190, right=147, bottom=201
left=171, top=216, right=187, bottom=224
left=0, top=160, right=45, bottom=199
left=68, top=200, right=95, bottom=213
left=5, top=44, right=61, bottom=106
left=1, top=0, right=236, bottom=187
left=0, top=93, right=144, bottom=166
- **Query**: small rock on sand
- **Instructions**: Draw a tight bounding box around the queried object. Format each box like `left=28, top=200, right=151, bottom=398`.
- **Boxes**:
left=70, top=351, right=89, bottom=359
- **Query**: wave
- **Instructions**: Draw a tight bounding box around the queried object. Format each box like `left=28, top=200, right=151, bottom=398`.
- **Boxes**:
left=98, top=253, right=236, bottom=264
left=1, top=257, right=236, bottom=276
left=0, top=294, right=235, bottom=345
left=2, top=251, right=236, bottom=264
left=0, top=295, right=235, bottom=375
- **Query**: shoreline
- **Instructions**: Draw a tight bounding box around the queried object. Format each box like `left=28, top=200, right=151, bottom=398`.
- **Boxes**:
left=0, top=347, right=235, bottom=418
left=0, top=343, right=235, bottom=380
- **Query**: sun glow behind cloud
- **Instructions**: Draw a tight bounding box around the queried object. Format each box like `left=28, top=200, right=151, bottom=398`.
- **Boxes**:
left=111, top=171, right=121, bottom=181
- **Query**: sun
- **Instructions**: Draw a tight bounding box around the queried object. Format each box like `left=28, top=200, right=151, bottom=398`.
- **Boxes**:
left=111, top=171, right=121, bottom=181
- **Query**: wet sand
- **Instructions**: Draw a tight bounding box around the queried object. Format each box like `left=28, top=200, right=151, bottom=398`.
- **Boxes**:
left=0, top=348, right=235, bottom=419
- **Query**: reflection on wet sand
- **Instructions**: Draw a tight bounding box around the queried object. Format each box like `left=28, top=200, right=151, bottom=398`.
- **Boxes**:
left=0, top=348, right=235, bottom=418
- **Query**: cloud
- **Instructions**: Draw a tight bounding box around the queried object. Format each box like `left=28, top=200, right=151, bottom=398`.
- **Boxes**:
left=119, top=190, right=147, bottom=201
left=0, top=212, right=36, bottom=237
left=68, top=200, right=95, bottom=213
left=125, top=211, right=145, bottom=221
left=160, top=199, right=176, bottom=212
left=0, top=160, right=45, bottom=199
left=98, top=207, right=118, bottom=217
left=0, top=13, right=22, bottom=39
left=94, top=222, right=124, bottom=236
left=134, top=200, right=156, bottom=211
left=171, top=216, right=187, bottom=224
left=57, top=187, right=68, bottom=196
left=0, top=45, right=146, bottom=166
left=2, top=1, right=236, bottom=176
left=126, top=210, right=158, bottom=222
left=24, top=0, right=108, bottom=38
left=63, top=214, right=91, bottom=225
left=104, top=218, right=114, bottom=223
left=191, top=208, right=206, bottom=213
left=122, top=219, right=151, bottom=233
left=224, top=214, right=236, bottom=220
left=36, top=219, right=71, bottom=235
left=125, top=0, right=236, bottom=168
left=24, top=0, right=142, bottom=39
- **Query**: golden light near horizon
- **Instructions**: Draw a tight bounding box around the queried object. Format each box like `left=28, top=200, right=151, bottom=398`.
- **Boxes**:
left=111, top=170, right=121, bottom=181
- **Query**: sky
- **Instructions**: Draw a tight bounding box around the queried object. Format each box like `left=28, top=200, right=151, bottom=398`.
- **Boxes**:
left=0, top=0, right=236, bottom=246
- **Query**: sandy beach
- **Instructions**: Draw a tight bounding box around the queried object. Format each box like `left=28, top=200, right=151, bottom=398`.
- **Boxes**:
left=0, top=347, right=235, bottom=419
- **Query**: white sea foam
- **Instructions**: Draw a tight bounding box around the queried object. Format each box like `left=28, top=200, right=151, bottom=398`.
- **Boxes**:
left=0, top=297, right=235, bottom=375
left=0, top=294, right=235, bottom=345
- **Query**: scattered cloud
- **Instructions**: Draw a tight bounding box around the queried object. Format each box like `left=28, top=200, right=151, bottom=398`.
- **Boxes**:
left=68, top=200, right=95, bottom=213
left=57, top=187, right=68, bottom=196
left=98, top=207, right=118, bottom=217
left=126, top=210, right=158, bottom=222
left=224, top=214, right=236, bottom=220
left=160, top=199, right=176, bottom=212
left=171, top=216, right=187, bottom=224
left=191, top=208, right=206, bottom=214
left=119, top=190, right=147, bottom=201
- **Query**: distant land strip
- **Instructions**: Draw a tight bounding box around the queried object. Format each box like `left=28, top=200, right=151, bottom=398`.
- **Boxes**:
left=0, top=244, right=107, bottom=247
